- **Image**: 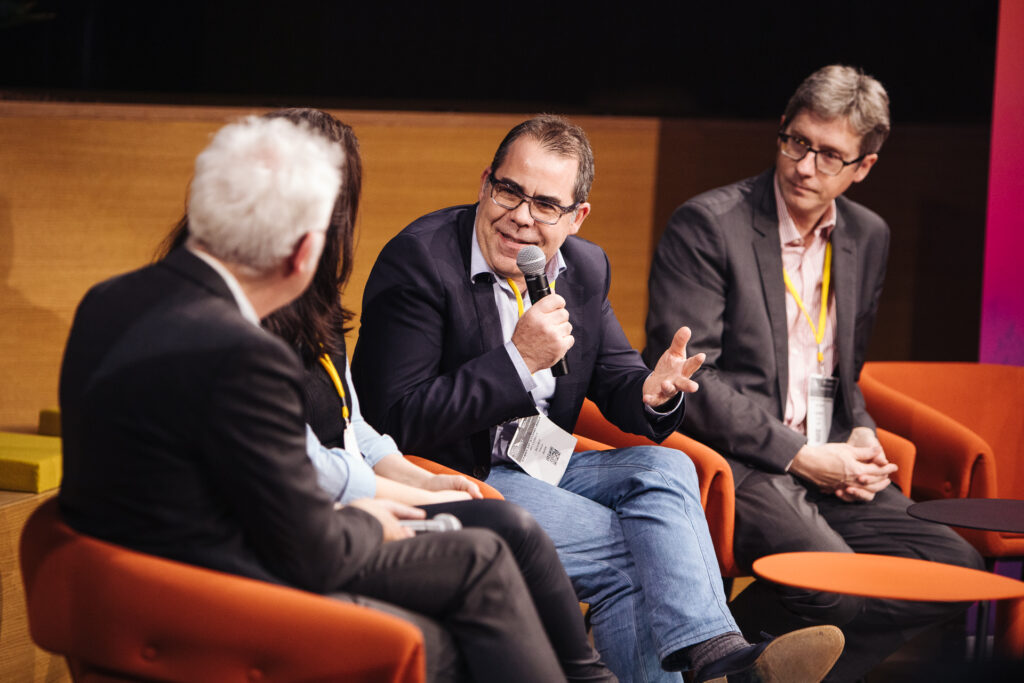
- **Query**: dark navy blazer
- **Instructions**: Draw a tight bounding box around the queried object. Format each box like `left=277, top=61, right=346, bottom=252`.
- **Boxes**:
left=353, top=204, right=681, bottom=480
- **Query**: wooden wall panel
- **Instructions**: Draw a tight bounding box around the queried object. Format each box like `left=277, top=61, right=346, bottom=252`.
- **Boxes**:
left=0, top=103, right=660, bottom=429
left=0, top=101, right=988, bottom=430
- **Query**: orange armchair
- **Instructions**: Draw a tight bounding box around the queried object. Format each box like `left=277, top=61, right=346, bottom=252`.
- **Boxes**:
left=859, top=362, right=1024, bottom=557
left=860, top=361, right=1024, bottom=658
left=572, top=399, right=916, bottom=580
left=21, top=498, right=425, bottom=683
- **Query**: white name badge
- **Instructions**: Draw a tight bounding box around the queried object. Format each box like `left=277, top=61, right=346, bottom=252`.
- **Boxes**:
left=343, top=421, right=360, bottom=458
left=806, top=374, right=839, bottom=446
left=506, top=414, right=577, bottom=487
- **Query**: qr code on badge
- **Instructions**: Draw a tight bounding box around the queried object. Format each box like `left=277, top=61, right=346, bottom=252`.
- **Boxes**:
left=546, top=447, right=560, bottom=465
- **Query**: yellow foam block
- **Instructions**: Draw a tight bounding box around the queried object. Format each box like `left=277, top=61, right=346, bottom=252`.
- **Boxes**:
left=0, top=433, right=62, bottom=493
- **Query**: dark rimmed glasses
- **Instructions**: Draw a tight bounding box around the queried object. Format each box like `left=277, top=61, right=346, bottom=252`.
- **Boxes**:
left=488, top=173, right=578, bottom=225
left=778, top=132, right=867, bottom=176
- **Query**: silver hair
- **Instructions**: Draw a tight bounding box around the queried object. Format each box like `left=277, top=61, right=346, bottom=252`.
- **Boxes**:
left=783, top=65, right=891, bottom=155
left=187, top=116, right=343, bottom=274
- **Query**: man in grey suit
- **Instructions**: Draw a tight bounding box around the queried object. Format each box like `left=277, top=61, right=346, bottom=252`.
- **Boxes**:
left=643, top=65, right=983, bottom=681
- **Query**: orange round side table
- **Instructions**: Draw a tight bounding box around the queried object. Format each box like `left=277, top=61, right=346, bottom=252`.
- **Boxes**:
left=752, top=551, right=1024, bottom=602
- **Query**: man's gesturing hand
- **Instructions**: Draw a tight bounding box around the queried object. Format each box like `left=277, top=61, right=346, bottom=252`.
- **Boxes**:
left=642, top=326, right=706, bottom=407
left=511, top=294, right=574, bottom=374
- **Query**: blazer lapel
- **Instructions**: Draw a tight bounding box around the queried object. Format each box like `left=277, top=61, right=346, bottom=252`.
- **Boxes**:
left=457, top=207, right=505, bottom=355
left=751, top=174, right=791, bottom=411
left=830, top=209, right=858, bottom=413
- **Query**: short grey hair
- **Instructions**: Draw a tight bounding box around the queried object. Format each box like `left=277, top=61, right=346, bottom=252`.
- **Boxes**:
left=490, top=115, right=595, bottom=205
left=187, top=116, right=343, bottom=274
left=783, top=65, right=891, bottom=155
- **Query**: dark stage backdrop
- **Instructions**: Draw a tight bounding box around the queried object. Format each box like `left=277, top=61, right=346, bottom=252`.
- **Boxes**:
left=0, top=1, right=998, bottom=122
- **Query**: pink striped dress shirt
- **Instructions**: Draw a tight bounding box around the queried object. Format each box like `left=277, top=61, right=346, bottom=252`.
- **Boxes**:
left=773, top=175, right=839, bottom=436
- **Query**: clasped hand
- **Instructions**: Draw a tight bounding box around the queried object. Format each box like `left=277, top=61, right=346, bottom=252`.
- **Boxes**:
left=790, top=429, right=897, bottom=502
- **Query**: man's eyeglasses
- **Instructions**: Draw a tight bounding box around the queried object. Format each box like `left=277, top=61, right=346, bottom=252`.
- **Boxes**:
left=778, top=132, right=866, bottom=177
left=488, top=173, right=578, bottom=225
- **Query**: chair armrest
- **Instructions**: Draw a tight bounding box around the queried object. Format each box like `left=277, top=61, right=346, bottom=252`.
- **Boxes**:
left=860, top=373, right=996, bottom=501
left=21, top=499, right=424, bottom=683
left=876, top=428, right=914, bottom=495
left=403, top=454, right=504, bottom=500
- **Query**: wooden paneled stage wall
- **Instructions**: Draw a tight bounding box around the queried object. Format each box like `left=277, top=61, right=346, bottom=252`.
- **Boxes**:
left=0, top=101, right=989, bottom=431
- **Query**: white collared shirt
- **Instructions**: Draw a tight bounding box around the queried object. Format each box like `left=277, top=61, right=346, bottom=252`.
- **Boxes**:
left=187, top=246, right=261, bottom=326
left=468, top=210, right=567, bottom=415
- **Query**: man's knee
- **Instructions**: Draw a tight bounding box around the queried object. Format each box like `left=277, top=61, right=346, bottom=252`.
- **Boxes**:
left=627, top=445, right=699, bottom=488
left=454, top=526, right=509, bottom=561
left=468, top=499, right=550, bottom=555
left=937, top=530, right=986, bottom=572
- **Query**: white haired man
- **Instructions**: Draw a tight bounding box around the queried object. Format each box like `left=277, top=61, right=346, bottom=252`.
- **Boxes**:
left=643, top=65, right=984, bottom=680
left=58, top=115, right=575, bottom=682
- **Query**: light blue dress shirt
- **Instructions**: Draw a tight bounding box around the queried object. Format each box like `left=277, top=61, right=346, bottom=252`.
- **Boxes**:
left=304, top=358, right=400, bottom=503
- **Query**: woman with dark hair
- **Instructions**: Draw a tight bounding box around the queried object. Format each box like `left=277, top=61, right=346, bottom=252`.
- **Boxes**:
left=160, top=108, right=614, bottom=683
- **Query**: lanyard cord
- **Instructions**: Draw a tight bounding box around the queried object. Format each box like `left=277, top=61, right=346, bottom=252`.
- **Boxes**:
left=505, top=278, right=556, bottom=318
left=782, top=241, right=832, bottom=365
left=318, top=353, right=350, bottom=422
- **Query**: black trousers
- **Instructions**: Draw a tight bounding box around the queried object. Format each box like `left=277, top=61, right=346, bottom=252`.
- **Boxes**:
left=728, top=470, right=985, bottom=683
left=336, top=500, right=614, bottom=683
left=423, top=499, right=615, bottom=683
left=338, top=524, right=561, bottom=682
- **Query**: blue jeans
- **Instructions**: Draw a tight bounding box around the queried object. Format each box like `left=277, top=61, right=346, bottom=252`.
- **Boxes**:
left=487, top=446, right=738, bottom=683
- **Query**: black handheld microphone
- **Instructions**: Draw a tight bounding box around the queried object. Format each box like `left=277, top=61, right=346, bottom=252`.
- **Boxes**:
left=516, top=245, right=569, bottom=377
left=399, top=513, right=463, bottom=533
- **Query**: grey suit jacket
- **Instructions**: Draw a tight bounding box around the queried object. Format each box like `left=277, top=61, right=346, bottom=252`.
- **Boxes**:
left=642, top=170, right=889, bottom=484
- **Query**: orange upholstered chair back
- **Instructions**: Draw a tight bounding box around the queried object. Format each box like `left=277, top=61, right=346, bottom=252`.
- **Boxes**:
left=20, top=498, right=425, bottom=683
left=863, top=362, right=1024, bottom=501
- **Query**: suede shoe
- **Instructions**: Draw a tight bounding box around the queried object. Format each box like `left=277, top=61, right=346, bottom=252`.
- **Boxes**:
left=693, top=625, right=844, bottom=683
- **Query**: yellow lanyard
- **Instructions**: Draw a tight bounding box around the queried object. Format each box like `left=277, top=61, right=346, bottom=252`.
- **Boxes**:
left=782, top=241, right=832, bottom=365
left=505, top=278, right=555, bottom=318
left=318, top=354, right=350, bottom=421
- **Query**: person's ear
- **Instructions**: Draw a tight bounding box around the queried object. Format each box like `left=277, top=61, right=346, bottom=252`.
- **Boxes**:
left=478, top=166, right=493, bottom=204
left=287, top=231, right=325, bottom=277
left=851, top=153, right=878, bottom=184
left=568, top=202, right=590, bottom=235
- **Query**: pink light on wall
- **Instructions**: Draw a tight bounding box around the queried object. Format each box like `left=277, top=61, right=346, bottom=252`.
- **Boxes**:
left=980, top=0, right=1024, bottom=365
